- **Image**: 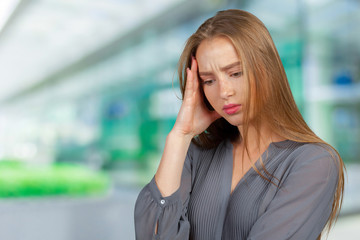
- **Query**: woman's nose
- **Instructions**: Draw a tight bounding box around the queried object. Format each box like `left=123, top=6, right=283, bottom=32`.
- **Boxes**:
left=219, top=77, right=234, bottom=99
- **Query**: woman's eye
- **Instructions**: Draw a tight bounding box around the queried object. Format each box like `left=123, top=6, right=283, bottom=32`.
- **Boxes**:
left=231, top=72, right=243, bottom=77
left=203, top=79, right=214, bottom=85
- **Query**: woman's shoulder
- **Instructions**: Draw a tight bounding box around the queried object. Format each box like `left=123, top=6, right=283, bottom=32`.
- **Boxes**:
left=272, top=140, right=337, bottom=159
left=188, top=138, right=228, bottom=154
left=187, top=139, right=229, bottom=167
left=277, top=141, right=340, bottom=178
left=289, top=141, right=338, bottom=162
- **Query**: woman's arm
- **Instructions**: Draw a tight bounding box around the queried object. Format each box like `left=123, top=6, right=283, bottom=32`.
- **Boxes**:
left=154, top=130, right=193, bottom=197
left=156, top=56, right=219, bottom=197
left=134, top=142, right=194, bottom=240
left=134, top=57, right=220, bottom=239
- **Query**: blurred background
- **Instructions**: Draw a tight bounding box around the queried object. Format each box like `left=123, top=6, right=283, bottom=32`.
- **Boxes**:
left=0, top=0, right=359, bottom=239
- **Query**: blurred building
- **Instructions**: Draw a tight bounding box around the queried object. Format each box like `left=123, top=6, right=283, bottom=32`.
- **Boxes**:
left=0, top=0, right=359, bottom=239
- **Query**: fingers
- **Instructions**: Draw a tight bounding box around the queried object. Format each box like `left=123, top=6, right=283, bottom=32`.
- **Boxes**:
left=190, top=56, right=197, bottom=72
left=184, top=56, right=198, bottom=100
left=190, top=56, right=199, bottom=91
left=184, top=68, right=193, bottom=100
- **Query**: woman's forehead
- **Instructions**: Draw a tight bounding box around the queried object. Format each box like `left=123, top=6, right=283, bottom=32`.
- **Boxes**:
left=196, top=37, right=242, bottom=72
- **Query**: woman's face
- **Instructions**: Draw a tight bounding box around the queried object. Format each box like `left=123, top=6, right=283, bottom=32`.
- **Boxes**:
left=196, top=36, right=248, bottom=126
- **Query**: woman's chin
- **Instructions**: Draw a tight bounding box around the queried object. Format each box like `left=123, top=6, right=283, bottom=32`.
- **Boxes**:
left=223, top=117, right=243, bottom=127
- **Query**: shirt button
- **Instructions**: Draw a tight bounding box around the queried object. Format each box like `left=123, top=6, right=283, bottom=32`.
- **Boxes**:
left=160, top=199, right=165, bottom=205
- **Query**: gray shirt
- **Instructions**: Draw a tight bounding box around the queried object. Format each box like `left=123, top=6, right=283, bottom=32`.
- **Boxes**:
left=134, top=139, right=339, bottom=240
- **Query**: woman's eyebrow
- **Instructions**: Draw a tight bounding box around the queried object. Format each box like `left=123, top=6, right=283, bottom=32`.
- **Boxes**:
left=220, top=61, right=242, bottom=71
left=199, top=61, right=242, bottom=76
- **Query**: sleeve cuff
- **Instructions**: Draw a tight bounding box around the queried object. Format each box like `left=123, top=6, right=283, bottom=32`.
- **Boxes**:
left=147, top=176, right=182, bottom=208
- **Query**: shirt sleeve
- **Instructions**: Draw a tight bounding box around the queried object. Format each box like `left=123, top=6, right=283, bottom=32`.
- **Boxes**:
left=134, top=143, right=196, bottom=240
left=247, top=144, right=340, bottom=240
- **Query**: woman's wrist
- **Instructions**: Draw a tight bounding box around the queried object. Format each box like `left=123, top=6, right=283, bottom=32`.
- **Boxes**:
left=154, top=129, right=193, bottom=197
left=169, top=128, right=194, bottom=143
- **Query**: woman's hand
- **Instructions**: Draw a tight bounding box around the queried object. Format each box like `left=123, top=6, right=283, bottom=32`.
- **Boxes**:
left=172, top=56, right=221, bottom=138
left=154, top=56, right=219, bottom=198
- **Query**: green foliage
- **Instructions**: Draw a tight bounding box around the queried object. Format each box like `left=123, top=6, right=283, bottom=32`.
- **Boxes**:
left=0, top=160, right=110, bottom=198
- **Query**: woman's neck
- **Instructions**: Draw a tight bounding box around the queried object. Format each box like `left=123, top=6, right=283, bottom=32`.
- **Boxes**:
left=233, top=123, right=286, bottom=155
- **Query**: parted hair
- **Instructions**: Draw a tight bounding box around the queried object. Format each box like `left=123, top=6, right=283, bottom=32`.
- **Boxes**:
left=177, top=9, right=345, bottom=238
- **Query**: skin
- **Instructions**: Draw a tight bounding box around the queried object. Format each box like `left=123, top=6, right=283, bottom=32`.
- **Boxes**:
left=153, top=36, right=285, bottom=233
left=196, top=36, right=247, bottom=127
left=196, top=36, right=285, bottom=192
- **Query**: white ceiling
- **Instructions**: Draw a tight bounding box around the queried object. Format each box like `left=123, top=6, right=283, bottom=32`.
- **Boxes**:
left=0, top=0, right=182, bottom=103
left=0, top=0, right=358, bottom=106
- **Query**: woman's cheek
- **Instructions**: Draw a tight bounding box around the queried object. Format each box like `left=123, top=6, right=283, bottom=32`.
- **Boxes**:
left=203, top=93, right=215, bottom=111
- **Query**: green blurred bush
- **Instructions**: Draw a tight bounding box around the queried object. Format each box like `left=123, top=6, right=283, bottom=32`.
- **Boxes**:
left=0, top=160, right=110, bottom=198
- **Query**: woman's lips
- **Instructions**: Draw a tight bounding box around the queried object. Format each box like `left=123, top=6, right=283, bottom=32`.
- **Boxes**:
left=223, top=104, right=241, bottom=115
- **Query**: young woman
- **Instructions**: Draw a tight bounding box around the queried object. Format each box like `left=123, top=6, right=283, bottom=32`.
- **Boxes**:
left=134, top=9, right=345, bottom=240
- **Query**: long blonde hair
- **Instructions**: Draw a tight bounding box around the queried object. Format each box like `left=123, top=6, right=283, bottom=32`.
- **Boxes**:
left=177, top=9, right=344, bottom=238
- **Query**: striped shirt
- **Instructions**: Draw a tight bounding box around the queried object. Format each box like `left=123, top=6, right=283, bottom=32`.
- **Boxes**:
left=134, top=139, right=339, bottom=240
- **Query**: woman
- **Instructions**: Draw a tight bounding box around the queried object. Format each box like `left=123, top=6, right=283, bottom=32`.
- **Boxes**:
left=134, top=9, right=344, bottom=240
